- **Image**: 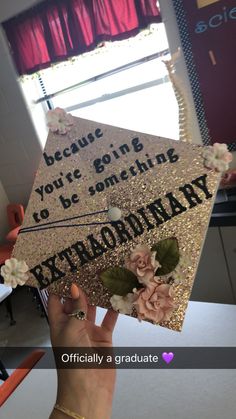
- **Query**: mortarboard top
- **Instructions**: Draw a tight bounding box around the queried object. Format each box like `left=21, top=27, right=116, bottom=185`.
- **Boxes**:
left=12, top=112, right=221, bottom=331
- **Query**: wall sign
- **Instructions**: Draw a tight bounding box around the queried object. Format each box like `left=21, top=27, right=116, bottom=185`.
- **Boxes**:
left=173, top=0, right=236, bottom=151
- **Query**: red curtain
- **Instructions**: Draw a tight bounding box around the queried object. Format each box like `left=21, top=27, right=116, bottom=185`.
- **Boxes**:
left=3, top=0, right=161, bottom=76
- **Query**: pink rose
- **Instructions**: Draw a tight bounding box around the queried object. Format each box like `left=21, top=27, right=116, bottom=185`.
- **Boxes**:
left=125, top=245, right=160, bottom=285
left=134, top=281, right=176, bottom=323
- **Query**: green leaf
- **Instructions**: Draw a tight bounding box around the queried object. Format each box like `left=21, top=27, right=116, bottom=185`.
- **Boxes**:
left=100, top=267, right=140, bottom=296
left=152, top=238, right=179, bottom=276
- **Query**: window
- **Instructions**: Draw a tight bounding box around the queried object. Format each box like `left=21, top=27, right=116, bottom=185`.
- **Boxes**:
left=21, top=23, right=178, bottom=146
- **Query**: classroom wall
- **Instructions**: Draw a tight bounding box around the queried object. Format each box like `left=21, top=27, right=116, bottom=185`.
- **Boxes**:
left=1, top=0, right=49, bottom=241
left=0, top=0, right=41, bottom=22
left=159, top=0, right=236, bottom=165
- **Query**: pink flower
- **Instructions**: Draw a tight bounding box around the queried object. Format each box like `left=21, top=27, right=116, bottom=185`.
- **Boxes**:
left=125, top=245, right=160, bottom=285
left=133, top=281, right=176, bottom=323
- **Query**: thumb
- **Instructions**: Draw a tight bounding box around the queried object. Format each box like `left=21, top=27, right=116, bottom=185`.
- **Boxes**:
left=48, top=293, right=67, bottom=335
left=48, top=293, right=64, bottom=326
left=70, top=283, right=88, bottom=314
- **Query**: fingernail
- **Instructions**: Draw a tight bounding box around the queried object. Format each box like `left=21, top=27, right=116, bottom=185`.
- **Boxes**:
left=71, top=283, right=80, bottom=299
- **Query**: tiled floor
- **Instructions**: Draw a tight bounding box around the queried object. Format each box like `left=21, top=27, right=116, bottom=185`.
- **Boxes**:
left=0, top=287, right=50, bottom=376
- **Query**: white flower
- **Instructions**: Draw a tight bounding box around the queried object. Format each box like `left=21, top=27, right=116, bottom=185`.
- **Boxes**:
left=202, top=143, right=232, bottom=172
left=172, top=254, right=191, bottom=285
left=46, top=107, right=74, bottom=135
left=110, top=293, right=136, bottom=315
left=0, top=258, right=29, bottom=288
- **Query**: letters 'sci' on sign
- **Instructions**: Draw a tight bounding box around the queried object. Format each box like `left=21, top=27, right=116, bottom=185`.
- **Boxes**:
left=13, top=117, right=220, bottom=331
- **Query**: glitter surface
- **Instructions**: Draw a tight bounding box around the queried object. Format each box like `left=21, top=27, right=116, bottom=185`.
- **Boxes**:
left=13, top=117, right=220, bottom=331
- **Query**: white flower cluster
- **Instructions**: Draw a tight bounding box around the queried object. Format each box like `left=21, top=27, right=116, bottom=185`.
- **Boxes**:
left=202, top=143, right=232, bottom=172
left=46, top=107, right=74, bottom=135
left=172, top=254, right=191, bottom=285
left=110, top=293, right=136, bottom=315
left=1, top=258, right=29, bottom=288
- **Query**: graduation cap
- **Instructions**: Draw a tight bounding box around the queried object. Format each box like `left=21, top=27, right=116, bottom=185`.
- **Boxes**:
left=2, top=108, right=231, bottom=331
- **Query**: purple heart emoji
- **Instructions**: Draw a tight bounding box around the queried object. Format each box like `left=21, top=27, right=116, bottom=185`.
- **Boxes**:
left=162, top=352, right=174, bottom=364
